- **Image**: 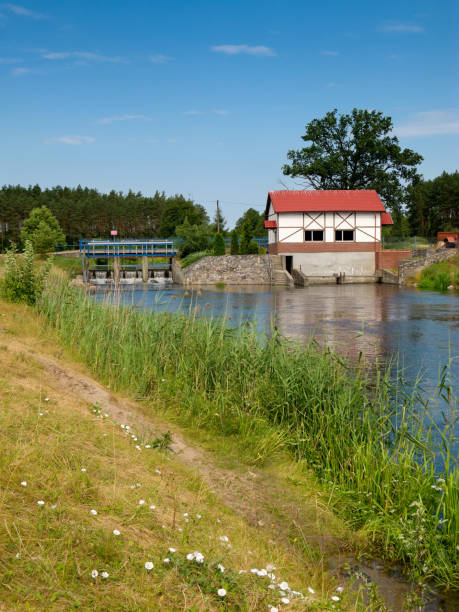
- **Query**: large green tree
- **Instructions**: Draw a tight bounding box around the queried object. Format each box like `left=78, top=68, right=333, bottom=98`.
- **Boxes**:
left=159, top=197, right=208, bottom=237
left=175, top=217, right=212, bottom=257
left=235, top=208, right=266, bottom=237
left=20, top=206, right=65, bottom=254
left=282, top=109, right=423, bottom=222
left=407, top=171, right=459, bottom=236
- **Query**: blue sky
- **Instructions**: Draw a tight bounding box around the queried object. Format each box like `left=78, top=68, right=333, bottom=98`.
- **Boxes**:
left=1, top=0, right=458, bottom=226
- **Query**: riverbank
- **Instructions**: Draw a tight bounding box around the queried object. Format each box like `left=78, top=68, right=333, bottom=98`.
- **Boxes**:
left=411, top=253, right=459, bottom=292
left=36, top=271, right=458, bottom=593
left=0, top=298, right=356, bottom=610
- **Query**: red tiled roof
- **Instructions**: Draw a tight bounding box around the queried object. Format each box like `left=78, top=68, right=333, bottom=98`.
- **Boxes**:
left=267, top=190, right=386, bottom=213
left=264, top=220, right=277, bottom=229
left=381, top=212, right=393, bottom=225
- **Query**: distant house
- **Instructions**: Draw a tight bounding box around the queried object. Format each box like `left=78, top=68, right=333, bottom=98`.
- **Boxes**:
left=264, top=190, right=393, bottom=279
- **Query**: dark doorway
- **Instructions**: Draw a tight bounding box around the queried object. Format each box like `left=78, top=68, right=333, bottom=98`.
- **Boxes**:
left=285, top=256, right=293, bottom=274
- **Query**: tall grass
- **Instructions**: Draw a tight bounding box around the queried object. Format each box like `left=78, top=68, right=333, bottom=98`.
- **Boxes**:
left=418, top=254, right=459, bottom=292
left=38, top=272, right=458, bottom=588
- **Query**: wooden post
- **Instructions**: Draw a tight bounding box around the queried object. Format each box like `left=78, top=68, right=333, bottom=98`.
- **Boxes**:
left=142, top=256, right=148, bottom=282
left=82, top=257, right=89, bottom=283
left=113, top=257, right=121, bottom=283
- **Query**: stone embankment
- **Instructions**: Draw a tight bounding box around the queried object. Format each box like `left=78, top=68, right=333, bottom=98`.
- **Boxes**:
left=181, top=254, right=291, bottom=286
left=398, top=247, right=457, bottom=284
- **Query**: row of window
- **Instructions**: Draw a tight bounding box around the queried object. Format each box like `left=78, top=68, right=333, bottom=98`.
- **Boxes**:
left=305, top=230, right=354, bottom=242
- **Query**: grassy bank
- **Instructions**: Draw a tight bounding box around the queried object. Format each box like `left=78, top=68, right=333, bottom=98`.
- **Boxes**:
left=0, top=299, right=353, bottom=610
left=416, top=253, right=459, bottom=292
left=37, top=272, right=458, bottom=590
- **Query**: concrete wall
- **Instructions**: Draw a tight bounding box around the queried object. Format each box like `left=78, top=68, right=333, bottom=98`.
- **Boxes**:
left=292, top=251, right=375, bottom=276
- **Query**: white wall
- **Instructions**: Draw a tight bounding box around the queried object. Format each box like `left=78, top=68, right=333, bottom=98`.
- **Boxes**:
left=275, top=211, right=381, bottom=243
left=293, top=252, right=375, bottom=276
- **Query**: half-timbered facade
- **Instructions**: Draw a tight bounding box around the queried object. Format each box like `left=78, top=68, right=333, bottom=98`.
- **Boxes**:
left=265, top=190, right=393, bottom=278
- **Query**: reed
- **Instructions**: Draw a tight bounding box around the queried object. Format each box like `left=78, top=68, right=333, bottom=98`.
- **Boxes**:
left=38, top=272, right=458, bottom=588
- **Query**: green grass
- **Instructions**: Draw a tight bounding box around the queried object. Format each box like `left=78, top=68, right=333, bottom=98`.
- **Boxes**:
left=36, top=271, right=459, bottom=590
left=417, top=253, right=459, bottom=292
left=382, top=236, right=432, bottom=251
left=52, top=255, right=82, bottom=278
left=180, top=250, right=213, bottom=268
left=0, top=300, right=349, bottom=611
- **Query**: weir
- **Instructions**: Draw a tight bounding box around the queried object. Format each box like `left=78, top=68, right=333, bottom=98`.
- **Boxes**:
left=79, top=239, right=177, bottom=283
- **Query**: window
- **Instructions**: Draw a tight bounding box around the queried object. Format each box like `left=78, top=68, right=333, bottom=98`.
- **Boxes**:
left=305, top=230, right=323, bottom=242
left=335, top=230, right=354, bottom=241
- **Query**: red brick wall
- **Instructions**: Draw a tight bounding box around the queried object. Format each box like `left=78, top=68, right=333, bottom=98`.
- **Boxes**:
left=438, top=232, right=459, bottom=242
left=268, top=242, right=378, bottom=254
left=375, top=250, right=411, bottom=270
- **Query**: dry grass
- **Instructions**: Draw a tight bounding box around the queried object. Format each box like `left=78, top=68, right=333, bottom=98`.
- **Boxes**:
left=0, top=301, right=351, bottom=611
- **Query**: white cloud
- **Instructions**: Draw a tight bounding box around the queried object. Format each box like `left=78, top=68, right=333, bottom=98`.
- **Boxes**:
left=395, top=111, right=459, bottom=137
left=97, top=114, right=151, bottom=125
left=321, top=50, right=339, bottom=56
left=42, top=51, right=126, bottom=63
left=211, top=44, right=276, bottom=57
left=47, top=135, right=95, bottom=145
left=380, top=23, right=424, bottom=33
left=0, top=56, right=22, bottom=63
left=149, top=54, right=172, bottom=64
left=3, top=4, right=46, bottom=19
left=11, top=66, right=30, bottom=75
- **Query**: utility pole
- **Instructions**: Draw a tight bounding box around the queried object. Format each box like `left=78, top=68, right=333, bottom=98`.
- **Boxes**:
left=216, top=200, right=220, bottom=233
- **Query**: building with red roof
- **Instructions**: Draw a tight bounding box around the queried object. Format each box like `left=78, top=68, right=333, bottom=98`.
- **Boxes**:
left=264, top=190, right=393, bottom=279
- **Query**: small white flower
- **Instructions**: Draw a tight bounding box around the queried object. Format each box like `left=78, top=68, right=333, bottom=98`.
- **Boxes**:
left=258, top=568, right=267, bottom=576
left=91, top=569, right=98, bottom=578
left=161, top=378, right=166, bottom=382
left=120, top=424, right=125, bottom=429
left=250, top=568, right=259, bottom=574
left=280, top=598, right=290, bottom=604
left=138, top=499, right=145, bottom=505
left=135, top=483, right=141, bottom=487
left=168, top=547, right=176, bottom=553
left=308, top=587, right=315, bottom=594
left=217, top=519, right=221, bottom=523
left=331, top=595, right=340, bottom=601
left=90, top=509, right=98, bottom=516
left=125, top=425, right=130, bottom=430
left=37, top=500, right=45, bottom=506
left=149, top=504, right=156, bottom=510
left=183, top=512, right=189, bottom=517
left=20, top=481, right=27, bottom=487
left=177, top=527, right=183, bottom=532
left=196, top=514, right=202, bottom=519
left=44, top=398, right=49, bottom=402
left=145, top=561, right=154, bottom=571
left=101, top=571, right=109, bottom=579
left=113, top=529, right=120, bottom=536
left=336, top=586, right=344, bottom=592
left=155, top=469, right=161, bottom=475
left=279, top=581, right=289, bottom=591
left=39, top=413, right=43, bottom=416
left=51, top=504, right=57, bottom=509
left=81, top=468, right=86, bottom=473
left=145, top=444, right=151, bottom=448
left=268, top=607, right=278, bottom=612
left=195, top=552, right=204, bottom=563
left=219, top=535, right=229, bottom=543
left=217, top=588, right=226, bottom=597
left=163, top=558, right=170, bottom=564
left=186, top=553, right=194, bottom=561
left=217, top=563, right=225, bottom=573
left=15, top=552, right=20, bottom=559
left=135, top=445, right=141, bottom=450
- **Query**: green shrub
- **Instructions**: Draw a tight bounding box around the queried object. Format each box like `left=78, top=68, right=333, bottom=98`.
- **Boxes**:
left=230, top=230, right=239, bottom=255
left=20, top=206, right=65, bottom=254
left=258, top=246, right=266, bottom=254
left=180, top=250, right=212, bottom=268
left=1, top=241, right=52, bottom=305
left=213, top=232, right=225, bottom=256
left=247, top=241, right=259, bottom=254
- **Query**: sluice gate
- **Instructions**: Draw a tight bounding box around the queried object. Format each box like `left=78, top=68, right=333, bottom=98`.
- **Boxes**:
left=80, top=239, right=177, bottom=283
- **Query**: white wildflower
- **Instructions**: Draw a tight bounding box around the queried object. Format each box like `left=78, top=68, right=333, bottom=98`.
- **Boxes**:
left=91, top=569, right=98, bottom=578
left=331, top=595, right=340, bottom=601
left=44, top=398, right=49, bottom=402
left=183, top=512, right=189, bottom=517
left=336, top=586, right=344, bottom=592
left=138, top=499, right=145, bottom=505
left=219, top=535, right=229, bottom=543
left=145, top=444, right=151, bottom=448
left=217, top=588, right=227, bottom=597
left=163, top=558, right=170, bottom=564
left=268, top=607, right=278, bottom=612
left=37, top=500, right=45, bottom=506
left=90, top=509, right=98, bottom=516
left=145, top=561, right=154, bottom=571
left=217, top=563, right=225, bottom=573
left=186, top=553, right=194, bottom=561
left=149, top=504, right=156, bottom=510
left=196, top=514, right=202, bottom=519
left=308, top=587, right=315, bottom=594
left=81, top=468, right=86, bottom=473
left=20, top=481, right=27, bottom=487
left=280, top=598, right=290, bottom=604
left=279, top=581, right=289, bottom=591
left=51, top=504, right=57, bottom=509
left=155, top=469, right=161, bottom=475
left=168, top=548, right=176, bottom=553
left=113, top=529, right=120, bottom=536
left=101, top=571, right=109, bottom=579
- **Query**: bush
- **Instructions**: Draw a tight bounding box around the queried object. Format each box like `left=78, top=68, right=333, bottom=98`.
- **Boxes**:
left=258, top=246, right=266, bottom=254
left=213, top=232, right=225, bottom=256
left=247, top=241, right=259, bottom=254
left=180, top=250, right=212, bottom=268
left=230, top=230, right=239, bottom=255
left=175, top=218, right=211, bottom=258
left=1, top=241, right=52, bottom=305
left=20, top=206, right=65, bottom=254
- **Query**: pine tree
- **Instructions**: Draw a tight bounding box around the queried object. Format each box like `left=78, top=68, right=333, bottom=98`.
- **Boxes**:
left=230, top=230, right=239, bottom=255
left=213, top=232, right=225, bottom=256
